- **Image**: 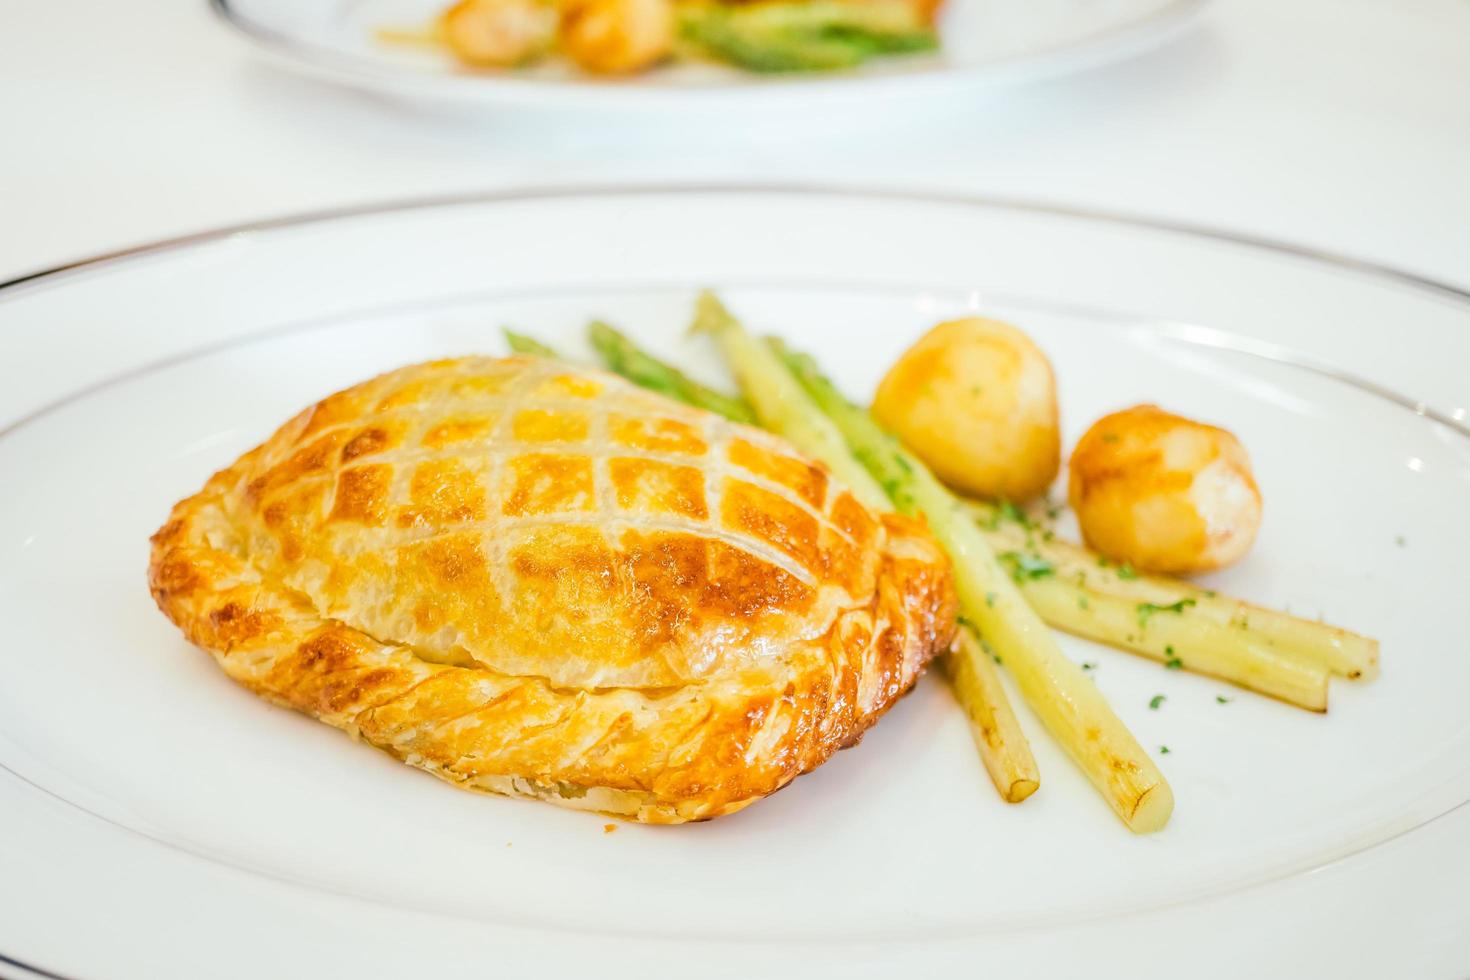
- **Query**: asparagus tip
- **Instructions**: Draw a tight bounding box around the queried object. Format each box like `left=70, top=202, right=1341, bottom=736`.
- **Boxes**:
left=689, top=289, right=736, bottom=337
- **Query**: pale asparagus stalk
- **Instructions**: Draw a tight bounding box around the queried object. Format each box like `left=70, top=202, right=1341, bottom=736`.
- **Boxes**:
left=771, top=336, right=1172, bottom=832
left=946, top=627, right=1041, bottom=802
left=687, top=293, right=890, bottom=512
left=966, top=500, right=1378, bottom=681
left=1015, top=575, right=1328, bottom=710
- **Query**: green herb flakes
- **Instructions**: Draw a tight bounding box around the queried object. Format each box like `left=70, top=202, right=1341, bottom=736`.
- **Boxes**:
left=998, top=550, right=1055, bottom=583
left=1137, top=598, right=1197, bottom=628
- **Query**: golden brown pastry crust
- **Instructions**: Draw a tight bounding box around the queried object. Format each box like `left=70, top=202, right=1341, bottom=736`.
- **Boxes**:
left=149, top=356, right=956, bottom=822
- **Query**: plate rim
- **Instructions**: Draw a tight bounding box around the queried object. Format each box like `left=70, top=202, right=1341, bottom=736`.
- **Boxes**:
left=4, top=184, right=1466, bottom=436
left=206, top=0, right=1208, bottom=106
left=5, top=183, right=1466, bottom=302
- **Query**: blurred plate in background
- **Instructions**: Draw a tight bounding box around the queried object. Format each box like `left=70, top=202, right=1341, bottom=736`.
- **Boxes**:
left=212, top=0, right=1203, bottom=110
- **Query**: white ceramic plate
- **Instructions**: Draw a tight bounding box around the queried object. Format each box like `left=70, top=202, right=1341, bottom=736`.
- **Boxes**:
left=1, top=188, right=1468, bottom=980
left=210, top=0, right=1203, bottom=110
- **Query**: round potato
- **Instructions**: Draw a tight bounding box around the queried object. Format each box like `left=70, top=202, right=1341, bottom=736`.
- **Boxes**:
left=441, top=0, right=556, bottom=67
left=872, top=317, right=1060, bottom=501
left=1068, top=404, right=1262, bottom=575
left=559, top=0, right=673, bottom=74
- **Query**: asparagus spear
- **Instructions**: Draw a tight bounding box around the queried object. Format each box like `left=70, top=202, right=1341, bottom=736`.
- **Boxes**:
left=1011, top=574, right=1328, bottom=710
left=503, top=329, right=560, bottom=358
left=947, top=627, right=1041, bottom=803
left=966, top=500, right=1377, bottom=682
left=688, top=293, right=890, bottom=512
left=771, top=336, right=1172, bottom=832
left=588, top=320, right=758, bottom=425
left=679, top=0, right=937, bottom=74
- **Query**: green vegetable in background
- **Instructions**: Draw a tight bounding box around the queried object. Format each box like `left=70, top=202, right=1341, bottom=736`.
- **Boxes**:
left=678, top=1, right=937, bottom=73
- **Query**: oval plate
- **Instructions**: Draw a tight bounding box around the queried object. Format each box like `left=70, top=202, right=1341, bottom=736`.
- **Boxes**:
left=0, top=188, right=1467, bottom=979
left=211, top=0, right=1204, bottom=110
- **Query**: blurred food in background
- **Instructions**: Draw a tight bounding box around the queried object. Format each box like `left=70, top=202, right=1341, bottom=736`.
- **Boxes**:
left=385, top=0, right=941, bottom=76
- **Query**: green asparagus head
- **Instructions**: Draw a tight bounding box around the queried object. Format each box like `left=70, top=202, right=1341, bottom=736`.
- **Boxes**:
left=503, top=328, right=560, bottom=359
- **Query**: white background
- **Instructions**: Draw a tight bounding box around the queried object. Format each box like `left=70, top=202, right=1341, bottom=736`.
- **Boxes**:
left=2, top=0, right=1467, bottom=286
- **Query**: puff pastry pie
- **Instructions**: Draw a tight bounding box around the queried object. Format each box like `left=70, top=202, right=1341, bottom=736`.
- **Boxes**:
left=149, top=356, right=957, bottom=822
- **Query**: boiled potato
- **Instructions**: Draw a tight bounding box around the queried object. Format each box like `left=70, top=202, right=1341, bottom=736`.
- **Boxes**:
left=1068, top=404, right=1262, bottom=575
left=559, top=0, right=674, bottom=74
left=440, top=0, right=556, bottom=67
left=872, top=317, right=1060, bottom=501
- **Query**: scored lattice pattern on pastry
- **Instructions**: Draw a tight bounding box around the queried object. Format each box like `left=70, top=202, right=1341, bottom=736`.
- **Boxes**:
left=239, top=356, right=884, bottom=689
left=151, top=355, right=957, bottom=822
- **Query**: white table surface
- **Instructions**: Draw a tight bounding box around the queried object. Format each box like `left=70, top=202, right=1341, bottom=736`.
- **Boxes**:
left=3, top=0, right=1467, bottom=288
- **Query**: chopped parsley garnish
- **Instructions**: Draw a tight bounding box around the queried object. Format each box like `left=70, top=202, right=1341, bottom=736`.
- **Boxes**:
left=1149, top=694, right=1166, bottom=710
left=1081, top=662, right=1097, bottom=671
left=1216, top=695, right=1231, bottom=704
left=1159, top=745, right=1171, bottom=755
left=1097, top=556, right=1139, bottom=579
left=1078, top=595, right=1090, bottom=611
left=985, top=591, right=997, bottom=608
left=1163, top=645, right=1184, bottom=669
left=1137, top=598, right=1197, bottom=628
left=998, top=499, right=1030, bottom=528
left=998, top=550, right=1055, bottom=582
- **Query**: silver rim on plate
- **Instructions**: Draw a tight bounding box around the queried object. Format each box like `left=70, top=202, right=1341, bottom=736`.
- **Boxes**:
left=3, top=184, right=1466, bottom=435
